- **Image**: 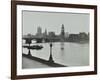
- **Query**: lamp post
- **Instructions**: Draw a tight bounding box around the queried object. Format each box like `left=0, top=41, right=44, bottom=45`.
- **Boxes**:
left=49, top=43, right=54, bottom=63
left=25, top=38, right=32, bottom=56
left=28, top=44, right=31, bottom=56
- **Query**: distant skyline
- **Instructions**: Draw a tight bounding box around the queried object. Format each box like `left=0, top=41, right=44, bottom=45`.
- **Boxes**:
left=22, top=10, right=89, bottom=35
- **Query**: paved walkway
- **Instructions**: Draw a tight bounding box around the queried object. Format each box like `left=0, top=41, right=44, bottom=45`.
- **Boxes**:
left=22, top=54, right=66, bottom=69
left=22, top=56, right=50, bottom=69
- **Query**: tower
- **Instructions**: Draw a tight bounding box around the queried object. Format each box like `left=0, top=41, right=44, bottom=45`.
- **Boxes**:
left=36, top=26, right=42, bottom=37
left=44, top=29, right=47, bottom=36
left=37, top=27, right=42, bottom=35
left=61, top=24, right=65, bottom=37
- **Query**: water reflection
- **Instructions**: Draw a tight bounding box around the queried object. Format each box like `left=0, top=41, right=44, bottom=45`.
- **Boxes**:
left=23, top=42, right=89, bottom=66
left=61, top=42, right=64, bottom=50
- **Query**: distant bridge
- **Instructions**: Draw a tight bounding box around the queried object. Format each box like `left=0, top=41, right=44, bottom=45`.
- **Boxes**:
left=22, top=36, right=61, bottom=43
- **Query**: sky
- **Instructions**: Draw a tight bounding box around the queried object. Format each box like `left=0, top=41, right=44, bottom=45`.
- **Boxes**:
left=22, top=10, right=89, bottom=35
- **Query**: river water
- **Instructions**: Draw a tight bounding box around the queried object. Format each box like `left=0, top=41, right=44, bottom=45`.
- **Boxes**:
left=23, top=42, right=89, bottom=67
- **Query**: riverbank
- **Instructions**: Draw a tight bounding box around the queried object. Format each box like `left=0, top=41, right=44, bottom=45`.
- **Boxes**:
left=22, top=53, right=66, bottom=69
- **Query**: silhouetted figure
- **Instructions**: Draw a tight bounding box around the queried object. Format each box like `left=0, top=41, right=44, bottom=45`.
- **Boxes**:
left=49, top=43, right=54, bottom=63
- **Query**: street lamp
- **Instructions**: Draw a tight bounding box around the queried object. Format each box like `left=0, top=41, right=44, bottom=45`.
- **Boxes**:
left=25, top=38, right=32, bottom=56
left=49, top=42, right=54, bottom=63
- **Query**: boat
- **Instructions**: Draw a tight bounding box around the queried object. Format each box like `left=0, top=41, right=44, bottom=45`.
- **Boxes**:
left=23, top=45, right=43, bottom=50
